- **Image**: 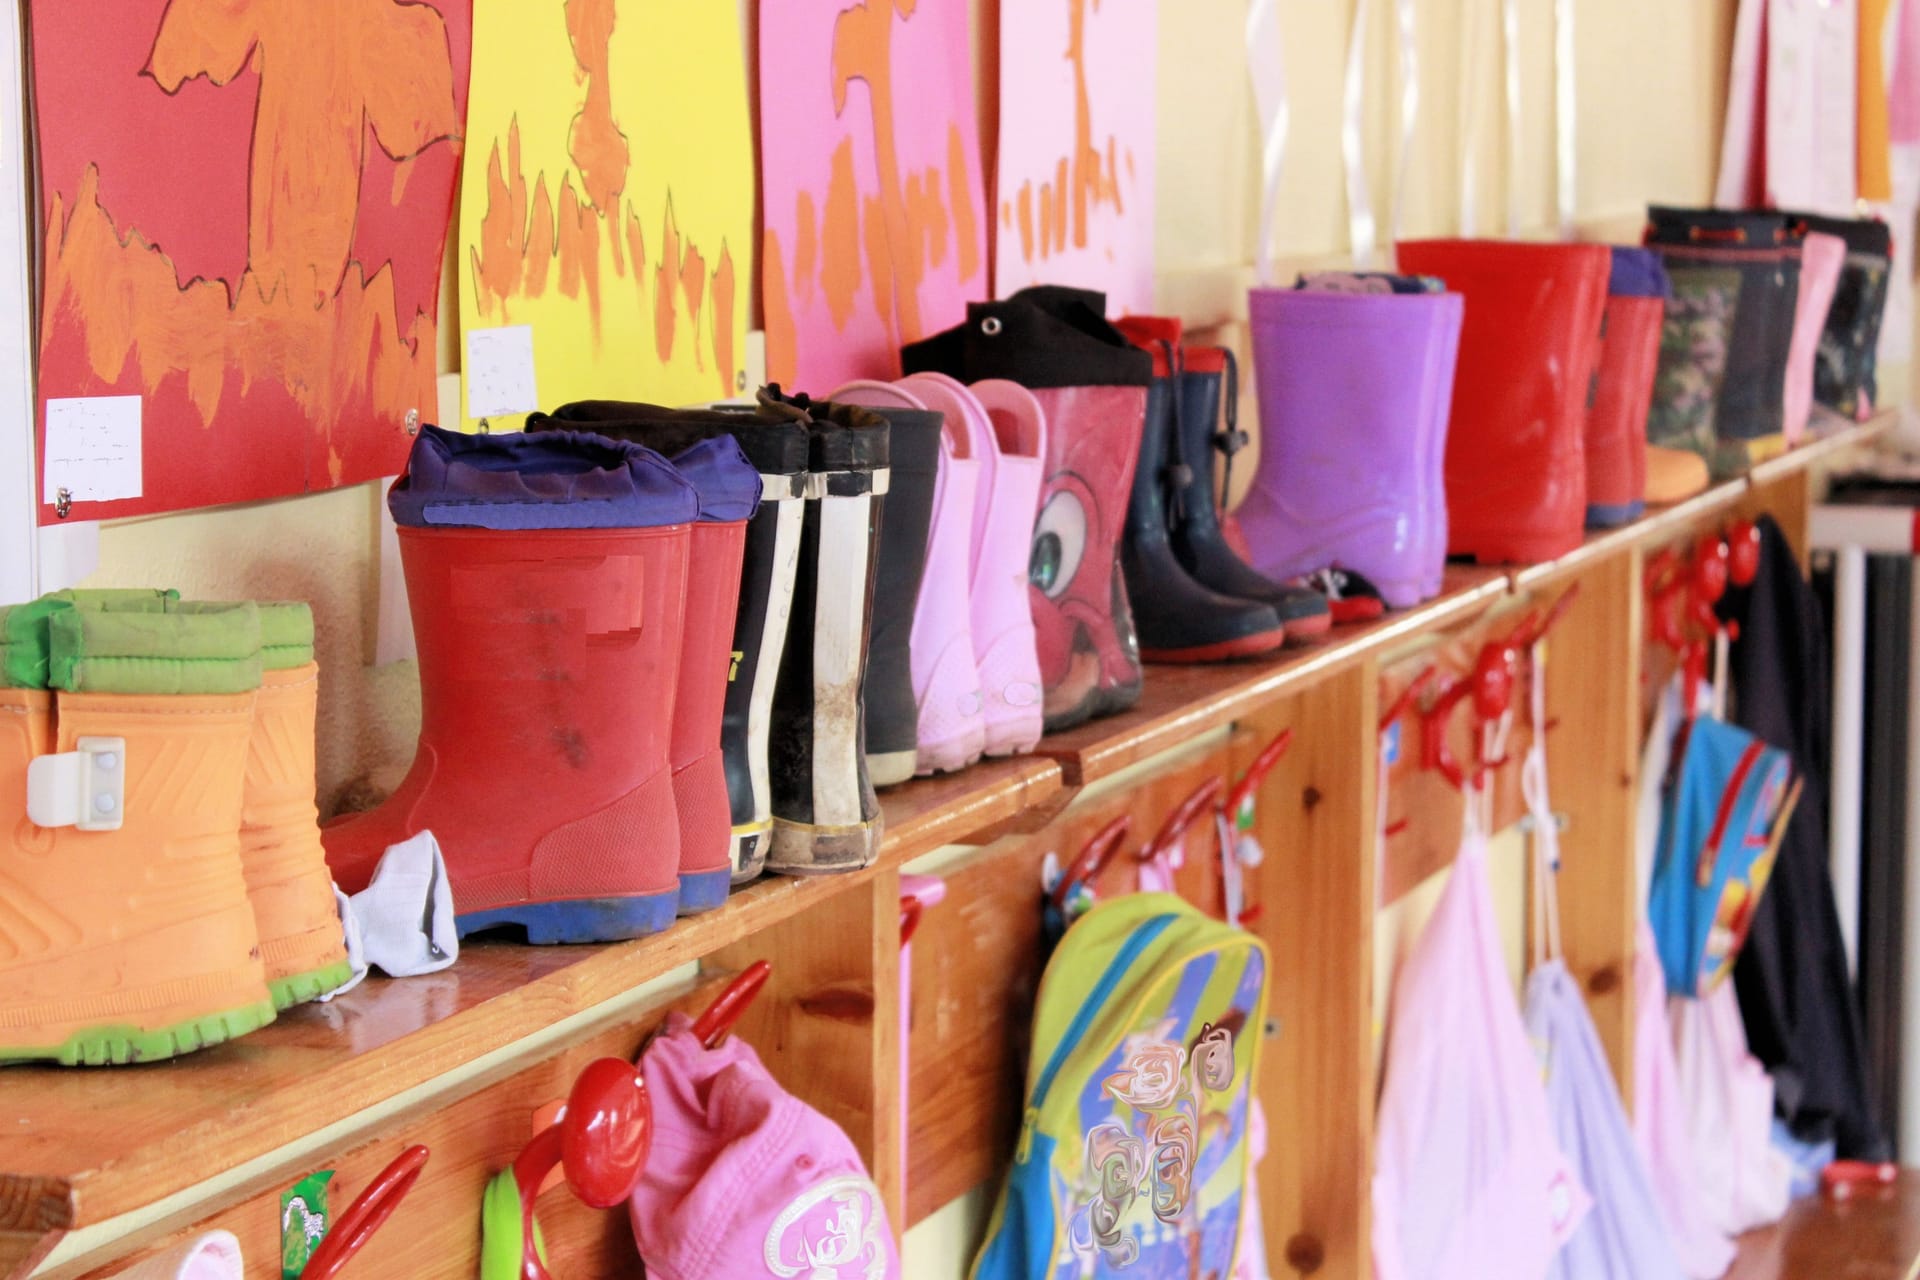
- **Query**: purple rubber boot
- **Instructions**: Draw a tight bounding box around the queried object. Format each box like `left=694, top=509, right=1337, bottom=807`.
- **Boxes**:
left=1235, top=288, right=1463, bottom=609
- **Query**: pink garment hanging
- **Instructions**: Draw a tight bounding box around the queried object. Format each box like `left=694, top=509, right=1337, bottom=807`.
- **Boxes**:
left=1670, top=981, right=1795, bottom=1236
left=1631, top=929, right=1740, bottom=1280
left=1373, top=803, right=1589, bottom=1280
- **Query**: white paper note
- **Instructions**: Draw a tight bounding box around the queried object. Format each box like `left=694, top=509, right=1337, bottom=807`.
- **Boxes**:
left=41, top=396, right=142, bottom=504
left=464, top=325, right=539, bottom=420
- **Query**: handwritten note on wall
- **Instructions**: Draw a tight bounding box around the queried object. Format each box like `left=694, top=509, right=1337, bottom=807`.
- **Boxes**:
left=464, top=325, right=540, bottom=420
left=41, top=395, right=141, bottom=503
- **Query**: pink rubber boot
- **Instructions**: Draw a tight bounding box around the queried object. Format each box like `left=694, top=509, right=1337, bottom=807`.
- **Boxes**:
left=963, top=380, right=1047, bottom=756
left=904, top=374, right=1045, bottom=757
left=834, top=379, right=986, bottom=774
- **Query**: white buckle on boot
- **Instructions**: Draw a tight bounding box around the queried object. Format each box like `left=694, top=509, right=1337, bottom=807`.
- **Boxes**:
left=26, top=737, right=127, bottom=831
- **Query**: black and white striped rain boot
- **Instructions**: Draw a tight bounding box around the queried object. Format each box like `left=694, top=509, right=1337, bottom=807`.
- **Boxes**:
left=759, top=390, right=891, bottom=873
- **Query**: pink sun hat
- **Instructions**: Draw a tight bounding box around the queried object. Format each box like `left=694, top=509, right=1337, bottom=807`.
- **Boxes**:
left=630, top=1013, right=901, bottom=1280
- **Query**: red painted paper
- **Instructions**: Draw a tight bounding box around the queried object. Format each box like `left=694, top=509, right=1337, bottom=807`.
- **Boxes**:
left=30, top=0, right=472, bottom=521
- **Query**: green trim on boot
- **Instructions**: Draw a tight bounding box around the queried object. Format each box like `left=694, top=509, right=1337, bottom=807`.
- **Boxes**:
left=268, top=957, right=355, bottom=1011
left=0, top=997, right=277, bottom=1066
left=47, top=601, right=263, bottom=695
left=251, top=602, right=317, bottom=671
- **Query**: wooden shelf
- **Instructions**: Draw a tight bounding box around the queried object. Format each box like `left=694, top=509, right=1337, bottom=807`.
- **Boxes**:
left=0, top=413, right=1889, bottom=1277
left=1728, top=1170, right=1920, bottom=1278
left=0, top=756, right=1062, bottom=1260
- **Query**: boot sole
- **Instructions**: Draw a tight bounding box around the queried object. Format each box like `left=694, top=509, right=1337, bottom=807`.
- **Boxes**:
left=0, top=999, right=277, bottom=1067
left=456, top=890, right=679, bottom=945
left=268, top=958, right=357, bottom=1011
left=767, top=817, right=884, bottom=875
left=1140, top=625, right=1290, bottom=663
left=676, top=868, right=733, bottom=915
left=1281, top=612, right=1334, bottom=644
left=866, top=749, right=919, bottom=789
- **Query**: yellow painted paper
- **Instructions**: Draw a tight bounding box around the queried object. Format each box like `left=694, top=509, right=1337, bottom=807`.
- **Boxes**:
left=458, top=0, right=752, bottom=429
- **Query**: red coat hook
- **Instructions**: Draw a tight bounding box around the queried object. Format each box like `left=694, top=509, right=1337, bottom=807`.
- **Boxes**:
left=1138, top=777, right=1226, bottom=863
left=1226, top=728, right=1293, bottom=822
left=300, top=1145, right=431, bottom=1280
left=1421, top=638, right=1519, bottom=790
left=1726, top=518, right=1761, bottom=586
left=691, top=960, right=771, bottom=1050
left=1052, top=815, right=1132, bottom=913
left=1380, top=668, right=1438, bottom=736
left=508, top=1059, right=653, bottom=1280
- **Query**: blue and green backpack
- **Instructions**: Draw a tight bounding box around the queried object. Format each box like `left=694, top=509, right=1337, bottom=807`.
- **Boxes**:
left=973, top=893, right=1269, bottom=1279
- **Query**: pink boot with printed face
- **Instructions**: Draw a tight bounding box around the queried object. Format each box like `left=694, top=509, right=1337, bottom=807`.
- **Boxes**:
left=962, top=379, right=1047, bottom=756
left=833, top=380, right=986, bottom=775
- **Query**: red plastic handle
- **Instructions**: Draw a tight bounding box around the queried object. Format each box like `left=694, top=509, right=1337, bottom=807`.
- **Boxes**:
left=1225, top=729, right=1293, bottom=819
left=300, top=1145, right=431, bottom=1280
left=692, top=960, right=771, bottom=1050
left=1053, top=815, right=1133, bottom=911
left=1138, top=777, right=1225, bottom=863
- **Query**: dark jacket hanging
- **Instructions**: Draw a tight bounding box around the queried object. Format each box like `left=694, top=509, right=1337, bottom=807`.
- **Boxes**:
left=1717, top=514, right=1889, bottom=1160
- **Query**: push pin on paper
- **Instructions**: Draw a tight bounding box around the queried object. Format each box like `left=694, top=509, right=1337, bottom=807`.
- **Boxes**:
left=54, top=487, right=71, bottom=519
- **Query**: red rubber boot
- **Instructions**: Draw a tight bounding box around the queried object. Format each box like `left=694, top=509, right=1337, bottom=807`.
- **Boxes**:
left=1396, top=240, right=1611, bottom=564
left=1586, top=248, right=1668, bottom=527
left=663, top=438, right=759, bottom=914
left=322, top=524, right=693, bottom=942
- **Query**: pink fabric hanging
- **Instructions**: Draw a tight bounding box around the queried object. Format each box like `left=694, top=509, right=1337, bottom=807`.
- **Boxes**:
left=1632, top=676, right=1738, bottom=1280
left=1373, top=811, right=1589, bottom=1280
left=1631, top=929, right=1740, bottom=1280
left=1669, top=981, right=1795, bottom=1236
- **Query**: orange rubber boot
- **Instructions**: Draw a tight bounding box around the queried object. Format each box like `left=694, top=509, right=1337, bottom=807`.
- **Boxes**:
left=243, top=654, right=353, bottom=1010
left=0, top=687, right=275, bottom=1064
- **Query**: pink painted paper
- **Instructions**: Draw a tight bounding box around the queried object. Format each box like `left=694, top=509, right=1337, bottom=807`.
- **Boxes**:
left=995, top=0, right=1157, bottom=314
left=759, top=0, right=989, bottom=394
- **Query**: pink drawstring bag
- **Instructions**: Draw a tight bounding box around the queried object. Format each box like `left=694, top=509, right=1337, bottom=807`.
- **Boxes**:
left=1669, top=983, right=1794, bottom=1236
left=1783, top=231, right=1847, bottom=444
left=1373, top=802, right=1590, bottom=1280
left=1631, top=931, right=1739, bottom=1280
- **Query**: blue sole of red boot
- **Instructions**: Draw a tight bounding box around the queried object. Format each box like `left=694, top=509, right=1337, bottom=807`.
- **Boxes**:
left=676, top=869, right=732, bottom=915
left=457, top=890, right=680, bottom=944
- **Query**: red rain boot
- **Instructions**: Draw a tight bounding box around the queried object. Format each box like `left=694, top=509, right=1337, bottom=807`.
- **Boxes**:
left=1396, top=240, right=1611, bottom=564
left=323, top=524, right=692, bottom=943
left=1587, top=248, right=1668, bottom=527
